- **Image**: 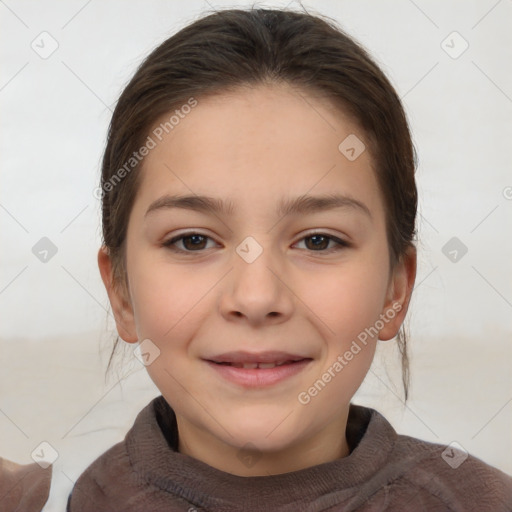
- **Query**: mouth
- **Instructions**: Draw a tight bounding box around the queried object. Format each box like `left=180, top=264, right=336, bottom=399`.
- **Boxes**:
left=209, top=359, right=308, bottom=369
left=205, top=350, right=310, bottom=366
left=204, top=351, right=313, bottom=387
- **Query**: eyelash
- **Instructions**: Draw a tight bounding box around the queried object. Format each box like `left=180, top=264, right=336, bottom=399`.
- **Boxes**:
left=162, top=231, right=350, bottom=255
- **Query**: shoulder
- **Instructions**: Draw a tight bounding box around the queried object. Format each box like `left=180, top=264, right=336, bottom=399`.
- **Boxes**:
left=67, top=397, right=163, bottom=511
left=387, top=432, right=512, bottom=511
left=353, top=405, right=512, bottom=511
left=67, top=440, right=137, bottom=511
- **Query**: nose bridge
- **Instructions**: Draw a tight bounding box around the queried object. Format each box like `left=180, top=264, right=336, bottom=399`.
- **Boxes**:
left=233, top=234, right=279, bottom=291
left=223, top=233, right=292, bottom=321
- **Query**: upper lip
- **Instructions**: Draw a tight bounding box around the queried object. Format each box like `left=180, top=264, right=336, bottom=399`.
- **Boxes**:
left=205, top=351, right=310, bottom=364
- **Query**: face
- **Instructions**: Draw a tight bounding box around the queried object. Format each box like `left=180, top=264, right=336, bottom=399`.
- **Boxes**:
left=99, top=83, right=416, bottom=475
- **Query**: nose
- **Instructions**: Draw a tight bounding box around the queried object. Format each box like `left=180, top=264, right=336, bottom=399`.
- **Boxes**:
left=220, top=239, right=294, bottom=326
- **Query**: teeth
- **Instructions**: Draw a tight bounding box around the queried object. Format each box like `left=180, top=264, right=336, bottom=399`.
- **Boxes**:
left=227, top=360, right=297, bottom=369
left=258, top=362, right=277, bottom=369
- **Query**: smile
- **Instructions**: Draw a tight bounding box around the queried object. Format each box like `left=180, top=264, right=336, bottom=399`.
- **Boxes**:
left=212, top=360, right=303, bottom=369
left=205, top=357, right=313, bottom=387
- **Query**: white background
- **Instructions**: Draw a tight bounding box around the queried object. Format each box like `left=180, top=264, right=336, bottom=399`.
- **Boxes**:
left=1, top=1, right=511, bottom=510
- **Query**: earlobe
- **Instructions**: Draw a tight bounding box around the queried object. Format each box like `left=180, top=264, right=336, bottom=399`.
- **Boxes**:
left=97, top=246, right=138, bottom=344
left=378, top=245, right=417, bottom=341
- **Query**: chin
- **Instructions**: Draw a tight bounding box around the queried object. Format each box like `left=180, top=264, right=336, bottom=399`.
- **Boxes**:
left=221, top=414, right=302, bottom=451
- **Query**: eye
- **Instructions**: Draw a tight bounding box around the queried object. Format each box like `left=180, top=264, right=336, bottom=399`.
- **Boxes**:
left=162, top=231, right=350, bottom=254
left=294, top=232, right=350, bottom=253
left=162, top=232, right=217, bottom=253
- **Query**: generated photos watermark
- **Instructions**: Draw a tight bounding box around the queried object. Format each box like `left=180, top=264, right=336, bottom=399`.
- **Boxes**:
left=93, top=97, right=198, bottom=200
left=298, top=301, right=402, bottom=405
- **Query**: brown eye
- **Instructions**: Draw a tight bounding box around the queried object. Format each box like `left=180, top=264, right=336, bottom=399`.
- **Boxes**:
left=305, top=234, right=330, bottom=250
left=296, top=233, right=349, bottom=253
left=162, top=232, right=349, bottom=255
left=163, top=233, right=215, bottom=252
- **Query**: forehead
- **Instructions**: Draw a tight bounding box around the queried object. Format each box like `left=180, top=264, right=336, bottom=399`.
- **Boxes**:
left=134, top=83, right=385, bottom=224
left=148, top=83, right=364, bottom=164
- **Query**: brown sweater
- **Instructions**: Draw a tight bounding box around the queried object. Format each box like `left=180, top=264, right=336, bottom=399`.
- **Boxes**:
left=0, top=456, right=52, bottom=512
left=67, top=396, right=512, bottom=511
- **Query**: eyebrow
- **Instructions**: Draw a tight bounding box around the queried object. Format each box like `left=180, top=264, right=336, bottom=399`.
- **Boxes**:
left=145, top=193, right=372, bottom=220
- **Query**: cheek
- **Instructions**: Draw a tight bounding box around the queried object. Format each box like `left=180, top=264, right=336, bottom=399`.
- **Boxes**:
left=309, top=258, right=390, bottom=343
left=127, top=250, right=200, bottom=341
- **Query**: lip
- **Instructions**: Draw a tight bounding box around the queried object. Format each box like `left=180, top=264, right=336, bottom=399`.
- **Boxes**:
left=204, top=351, right=313, bottom=388
left=206, top=350, right=308, bottom=365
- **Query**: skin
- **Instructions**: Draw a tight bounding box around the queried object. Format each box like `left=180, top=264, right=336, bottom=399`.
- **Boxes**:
left=98, top=82, right=417, bottom=477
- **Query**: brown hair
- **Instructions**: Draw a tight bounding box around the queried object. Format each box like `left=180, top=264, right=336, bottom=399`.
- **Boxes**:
left=100, top=6, right=417, bottom=401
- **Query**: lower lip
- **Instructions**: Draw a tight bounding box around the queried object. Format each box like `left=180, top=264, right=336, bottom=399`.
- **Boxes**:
left=205, top=359, right=312, bottom=388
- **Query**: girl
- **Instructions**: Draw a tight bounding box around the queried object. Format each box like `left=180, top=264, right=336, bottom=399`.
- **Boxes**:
left=68, top=6, right=512, bottom=511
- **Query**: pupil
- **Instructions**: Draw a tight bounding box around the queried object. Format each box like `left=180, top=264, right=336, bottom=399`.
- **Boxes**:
left=186, top=235, right=205, bottom=249
left=183, top=235, right=329, bottom=251
left=309, top=235, right=327, bottom=250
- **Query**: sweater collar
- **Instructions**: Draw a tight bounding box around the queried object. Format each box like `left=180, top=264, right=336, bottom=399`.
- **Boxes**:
left=125, top=396, right=397, bottom=510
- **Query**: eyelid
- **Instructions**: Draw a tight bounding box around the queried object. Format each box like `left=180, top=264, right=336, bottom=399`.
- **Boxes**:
left=162, top=229, right=351, bottom=254
left=162, top=230, right=216, bottom=248
left=295, top=230, right=351, bottom=250
left=300, top=229, right=349, bottom=241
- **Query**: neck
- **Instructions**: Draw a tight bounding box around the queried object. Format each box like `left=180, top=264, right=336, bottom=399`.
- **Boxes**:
left=176, top=410, right=351, bottom=476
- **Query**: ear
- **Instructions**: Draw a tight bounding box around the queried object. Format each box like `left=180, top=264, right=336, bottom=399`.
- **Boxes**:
left=378, top=245, right=417, bottom=341
left=97, top=246, right=138, bottom=344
